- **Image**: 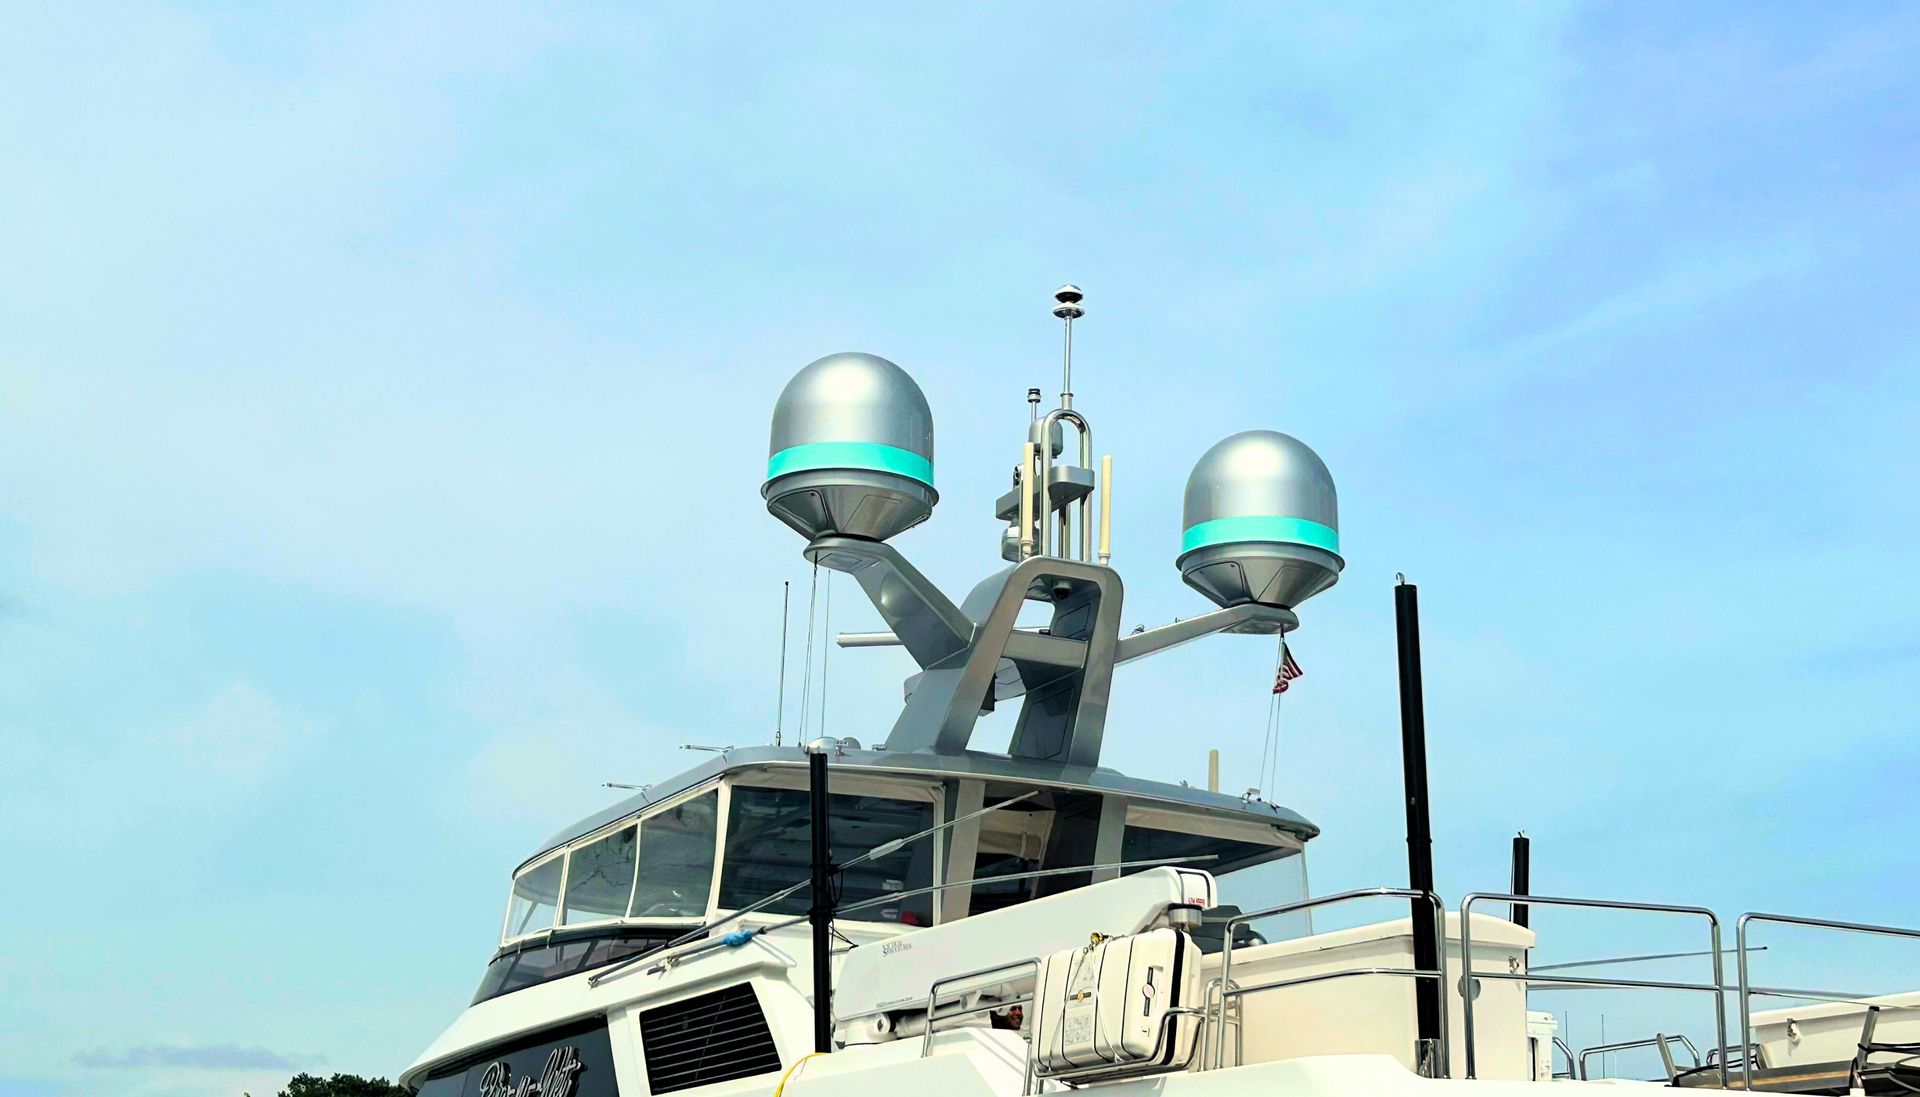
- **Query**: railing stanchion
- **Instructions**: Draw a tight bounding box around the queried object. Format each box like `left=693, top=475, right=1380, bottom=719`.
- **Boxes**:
left=1738, top=913, right=1756, bottom=1093
left=1214, top=886, right=1448, bottom=1074
left=1461, top=902, right=1479, bottom=1078
left=1434, top=895, right=1452, bottom=1077
left=1461, top=892, right=1730, bottom=1082
left=1736, top=911, right=1920, bottom=1094
left=1709, top=916, right=1730, bottom=1088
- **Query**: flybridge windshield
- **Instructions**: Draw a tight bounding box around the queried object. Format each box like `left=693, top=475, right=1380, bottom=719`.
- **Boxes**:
left=499, top=777, right=938, bottom=943
left=500, top=768, right=1309, bottom=952
left=503, top=791, right=719, bottom=943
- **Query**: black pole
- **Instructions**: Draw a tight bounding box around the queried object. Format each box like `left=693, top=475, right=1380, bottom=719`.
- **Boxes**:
left=1510, top=832, right=1531, bottom=929
left=1395, top=579, right=1442, bottom=1067
left=808, top=747, right=834, bottom=1053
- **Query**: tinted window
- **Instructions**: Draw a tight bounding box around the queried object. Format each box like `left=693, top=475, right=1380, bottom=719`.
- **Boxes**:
left=968, top=807, right=1052, bottom=916
left=563, top=825, right=637, bottom=926
left=1120, top=825, right=1289, bottom=877
left=505, top=854, right=563, bottom=938
left=629, top=792, right=718, bottom=919
left=969, top=846, right=1041, bottom=916
left=718, top=787, right=934, bottom=925
left=473, top=928, right=676, bottom=1004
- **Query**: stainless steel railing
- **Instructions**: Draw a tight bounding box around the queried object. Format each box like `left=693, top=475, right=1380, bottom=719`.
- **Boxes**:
left=1575, top=1033, right=1701, bottom=1081
left=919, top=957, right=1040, bottom=1094
left=916, top=955, right=1209, bottom=1090
left=1213, top=887, right=1450, bottom=1076
left=1036, top=1006, right=1209, bottom=1083
left=904, top=897, right=1920, bottom=1093
left=1736, top=912, right=1920, bottom=1092
left=1459, top=892, right=1730, bottom=1085
left=1551, top=1035, right=1577, bottom=1079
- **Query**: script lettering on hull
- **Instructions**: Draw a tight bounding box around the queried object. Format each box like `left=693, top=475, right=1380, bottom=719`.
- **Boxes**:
left=477, top=1046, right=584, bottom=1097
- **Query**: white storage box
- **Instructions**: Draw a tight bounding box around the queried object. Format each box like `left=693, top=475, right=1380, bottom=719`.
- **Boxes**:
left=1033, top=927, right=1201, bottom=1078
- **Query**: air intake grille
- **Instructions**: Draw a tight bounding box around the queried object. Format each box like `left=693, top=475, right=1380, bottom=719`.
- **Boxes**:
left=639, top=984, right=782, bottom=1094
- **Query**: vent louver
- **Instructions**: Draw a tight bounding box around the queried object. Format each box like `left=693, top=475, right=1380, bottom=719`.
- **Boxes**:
left=639, top=984, right=782, bottom=1094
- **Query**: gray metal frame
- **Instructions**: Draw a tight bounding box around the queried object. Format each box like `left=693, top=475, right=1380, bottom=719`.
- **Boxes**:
left=1212, top=887, right=1450, bottom=1076
left=1459, top=891, right=1729, bottom=1086
left=1736, top=911, right=1920, bottom=1092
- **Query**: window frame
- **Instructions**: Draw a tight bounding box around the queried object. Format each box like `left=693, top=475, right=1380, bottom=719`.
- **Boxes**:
left=556, top=821, right=640, bottom=930
left=1120, top=803, right=1303, bottom=874
left=501, top=848, right=569, bottom=944
left=627, top=783, right=724, bottom=925
left=501, top=779, right=725, bottom=946
left=710, top=769, right=943, bottom=930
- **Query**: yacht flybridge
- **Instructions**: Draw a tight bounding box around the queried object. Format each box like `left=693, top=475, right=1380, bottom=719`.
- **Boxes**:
left=402, top=288, right=1920, bottom=1097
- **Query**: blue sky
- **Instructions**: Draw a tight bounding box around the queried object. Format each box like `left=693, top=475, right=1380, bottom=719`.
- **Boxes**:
left=2, top=3, right=1917, bottom=1093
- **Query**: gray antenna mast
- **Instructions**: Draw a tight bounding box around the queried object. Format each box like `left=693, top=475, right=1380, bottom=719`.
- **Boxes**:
left=764, top=285, right=1336, bottom=770
left=1053, top=284, right=1084, bottom=410
left=1005, top=284, right=1101, bottom=561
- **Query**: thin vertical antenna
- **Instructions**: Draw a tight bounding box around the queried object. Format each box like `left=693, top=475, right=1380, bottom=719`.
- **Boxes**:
left=1258, top=634, right=1283, bottom=795
left=818, top=570, right=832, bottom=737
left=775, top=581, right=790, bottom=746
left=797, top=561, right=820, bottom=743
left=1052, top=284, right=1084, bottom=409
left=1268, top=673, right=1283, bottom=797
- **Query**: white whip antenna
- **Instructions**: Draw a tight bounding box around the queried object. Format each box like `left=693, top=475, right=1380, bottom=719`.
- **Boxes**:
left=775, top=580, right=790, bottom=746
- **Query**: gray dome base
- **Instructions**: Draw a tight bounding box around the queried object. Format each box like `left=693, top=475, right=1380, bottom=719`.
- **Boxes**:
left=1178, top=541, right=1343, bottom=609
left=764, top=468, right=936, bottom=542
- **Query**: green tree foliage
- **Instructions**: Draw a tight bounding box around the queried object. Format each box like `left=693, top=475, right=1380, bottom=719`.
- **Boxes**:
left=275, top=1072, right=408, bottom=1097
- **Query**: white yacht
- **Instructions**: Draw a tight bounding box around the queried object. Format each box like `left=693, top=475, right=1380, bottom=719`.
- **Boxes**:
left=401, top=288, right=1920, bottom=1097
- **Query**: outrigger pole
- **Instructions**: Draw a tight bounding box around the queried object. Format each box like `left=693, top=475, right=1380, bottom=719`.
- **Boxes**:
left=808, top=740, right=835, bottom=1053
left=1395, top=576, right=1443, bottom=1074
left=1511, top=832, right=1532, bottom=929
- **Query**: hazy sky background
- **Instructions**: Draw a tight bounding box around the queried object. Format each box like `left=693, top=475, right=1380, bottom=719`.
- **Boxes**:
left=3, top=4, right=1917, bottom=1094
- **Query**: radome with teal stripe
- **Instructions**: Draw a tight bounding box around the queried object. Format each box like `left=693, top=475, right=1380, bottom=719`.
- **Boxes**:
left=1181, top=514, right=1340, bottom=556
left=766, top=441, right=934, bottom=487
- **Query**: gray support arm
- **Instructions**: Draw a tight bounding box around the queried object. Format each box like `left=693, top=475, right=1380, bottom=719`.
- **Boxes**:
left=804, top=535, right=974, bottom=669
left=1115, top=603, right=1297, bottom=664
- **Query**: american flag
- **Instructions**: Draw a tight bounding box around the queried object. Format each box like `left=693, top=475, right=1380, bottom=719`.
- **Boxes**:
left=1272, top=644, right=1303, bottom=695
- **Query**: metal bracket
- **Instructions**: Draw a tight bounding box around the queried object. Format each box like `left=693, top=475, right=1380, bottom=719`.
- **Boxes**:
left=805, top=536, right=973, bottom=669
left=1115, top=603, right=1297, bottom=664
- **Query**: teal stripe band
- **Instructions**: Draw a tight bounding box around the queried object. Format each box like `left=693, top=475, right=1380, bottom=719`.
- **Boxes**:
left=766, top=442, right=934, bottom=487
left=1182, top=515, right=1341, bottom=556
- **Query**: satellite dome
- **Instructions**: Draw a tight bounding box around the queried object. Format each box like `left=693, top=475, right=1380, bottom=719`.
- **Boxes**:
left=763, top=352, right=937, bottom=542
left=1177, top=430, right=1342, bottom=609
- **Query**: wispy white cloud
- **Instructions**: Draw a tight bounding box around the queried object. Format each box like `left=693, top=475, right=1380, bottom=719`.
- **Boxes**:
left=1, top=679, right=313, bottom=849
left=74, top=1044, right=306, bottom=1071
